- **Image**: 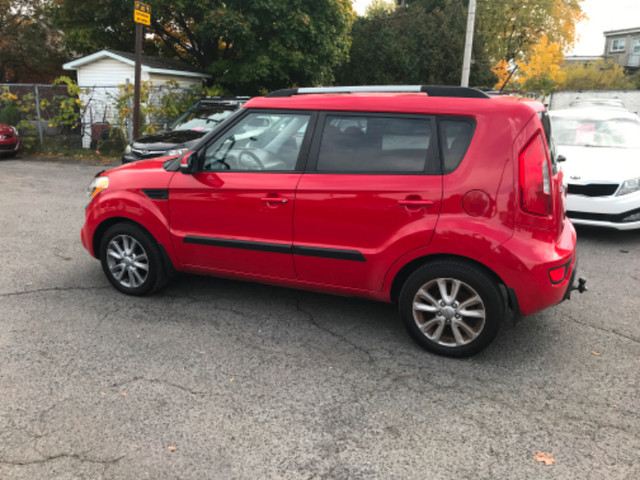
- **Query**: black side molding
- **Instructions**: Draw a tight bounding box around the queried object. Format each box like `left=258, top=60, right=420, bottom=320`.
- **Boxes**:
left=183, top=236, right=366, bottom=262
left=184, top=236, right=291, bottom=254
left=293, top=246, right=366, bottom=262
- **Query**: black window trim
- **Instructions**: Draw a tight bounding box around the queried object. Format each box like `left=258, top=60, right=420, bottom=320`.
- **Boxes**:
left=537, top=110, right=560, bottom=174
left=194, top=108, right=318, bottom=174
left=305, top=111, right=441, bottom=176
left=436, top=115, right=477, bottom=175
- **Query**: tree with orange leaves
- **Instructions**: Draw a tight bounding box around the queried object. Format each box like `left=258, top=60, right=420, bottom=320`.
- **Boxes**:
left=516, top=35, right=567, bottom=94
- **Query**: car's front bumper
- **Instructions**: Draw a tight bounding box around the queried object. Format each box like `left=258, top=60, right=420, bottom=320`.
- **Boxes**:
left=122, top=153, right=142, bottom=164
left=566, top=192, right=640, bottom=230
left=0, top=138, right=21, bottom=155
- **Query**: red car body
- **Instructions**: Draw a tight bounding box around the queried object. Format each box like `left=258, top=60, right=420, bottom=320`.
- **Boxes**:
left=0, top=122, right=21, bottom=157
left=82, top=87, right=583, bottom=356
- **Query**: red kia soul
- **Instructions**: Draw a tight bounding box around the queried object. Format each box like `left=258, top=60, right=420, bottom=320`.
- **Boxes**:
left=82, top=86, right=585, bottom=357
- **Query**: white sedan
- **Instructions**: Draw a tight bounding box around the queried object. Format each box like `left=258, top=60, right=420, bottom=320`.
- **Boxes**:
left=550, top=106, right=640, bottom=230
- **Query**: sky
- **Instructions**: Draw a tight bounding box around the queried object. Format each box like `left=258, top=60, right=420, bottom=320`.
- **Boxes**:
left=351, top=0, right=640, bottom=56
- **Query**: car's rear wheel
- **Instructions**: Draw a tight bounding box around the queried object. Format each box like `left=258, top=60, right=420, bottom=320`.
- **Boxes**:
left=99, top=223, right=167, bottom=295
left=399, top=260, right=503, bottom=357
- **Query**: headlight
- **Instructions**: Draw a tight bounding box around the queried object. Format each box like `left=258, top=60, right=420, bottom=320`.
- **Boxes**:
left=124, top=144, right=132, bottom=155
left=11, top=127, right=18, bottom=136
left=167, top=147, right=188, bottom=156
left=88, top=176, right=109, bottom=198
left=617, top=177, right=640, bottom=196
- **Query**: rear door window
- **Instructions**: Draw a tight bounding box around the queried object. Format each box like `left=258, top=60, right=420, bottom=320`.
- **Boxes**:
left=313, top=114, right=438, bottom=174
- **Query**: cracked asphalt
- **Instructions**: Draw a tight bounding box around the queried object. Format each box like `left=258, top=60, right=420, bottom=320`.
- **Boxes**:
left=1, top=158, right=639, bottom=479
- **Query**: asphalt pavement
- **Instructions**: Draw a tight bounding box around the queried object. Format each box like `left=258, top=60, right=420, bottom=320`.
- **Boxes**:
left=0, top=157, right=638, bottom=479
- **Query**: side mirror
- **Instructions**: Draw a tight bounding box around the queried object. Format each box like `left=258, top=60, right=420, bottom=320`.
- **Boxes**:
left=557, top=155, right=566, bottom=163
left=179, top=151, right=197, bottom=174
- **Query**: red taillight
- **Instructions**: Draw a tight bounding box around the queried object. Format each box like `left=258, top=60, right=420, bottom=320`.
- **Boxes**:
left=519, top=134, right=551, bottom=216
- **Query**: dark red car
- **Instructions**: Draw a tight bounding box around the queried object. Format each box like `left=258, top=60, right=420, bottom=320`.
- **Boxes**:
left=82, top=86, right=585, bottom=357
left=0, top=122, right=21, bottom=157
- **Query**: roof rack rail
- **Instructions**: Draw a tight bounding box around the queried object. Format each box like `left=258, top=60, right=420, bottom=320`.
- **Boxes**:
left=265, top=85, right=490, bottom=99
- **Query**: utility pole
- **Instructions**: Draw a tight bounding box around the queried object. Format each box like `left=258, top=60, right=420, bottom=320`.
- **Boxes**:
left=133, top=2, right=151, bottom=140
left=133, top=22, right=142, bottom=140
left=461, top=0, right=477, bottom=87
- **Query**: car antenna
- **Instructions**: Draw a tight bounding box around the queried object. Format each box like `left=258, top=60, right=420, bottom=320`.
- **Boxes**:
left=499, top=64, right=519, bottom=94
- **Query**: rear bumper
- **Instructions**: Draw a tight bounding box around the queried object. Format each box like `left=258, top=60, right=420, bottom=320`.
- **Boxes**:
left=491, top=218, right=579, bottom=316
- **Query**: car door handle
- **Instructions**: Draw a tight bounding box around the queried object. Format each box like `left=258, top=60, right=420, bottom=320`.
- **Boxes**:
left=261, top=196, right=288, bottom=204
left=398, top=199, right=434, bottom=208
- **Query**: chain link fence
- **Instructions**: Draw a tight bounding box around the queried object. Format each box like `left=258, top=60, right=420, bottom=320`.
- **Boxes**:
left=1, top=83, right=194, bottom=150
left=0, top=83, right=75, bottom=146
left=78, top=83, right=193, bottom=148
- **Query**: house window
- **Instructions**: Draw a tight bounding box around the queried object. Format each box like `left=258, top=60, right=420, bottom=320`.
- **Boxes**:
left=633, top=38, right=640, bottom=54
left=610, top=38, right=626, bottom=52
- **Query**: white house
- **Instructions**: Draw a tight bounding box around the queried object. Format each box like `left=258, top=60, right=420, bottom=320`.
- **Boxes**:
left=63, top=49, right=211, bottom=147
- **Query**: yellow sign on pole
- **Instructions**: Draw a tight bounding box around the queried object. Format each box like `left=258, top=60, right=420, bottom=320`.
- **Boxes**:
left=134, top=1, right=151, bottom=26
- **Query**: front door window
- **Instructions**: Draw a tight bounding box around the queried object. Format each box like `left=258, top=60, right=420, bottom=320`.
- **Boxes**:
left=202, top=112, right=310, bottom=172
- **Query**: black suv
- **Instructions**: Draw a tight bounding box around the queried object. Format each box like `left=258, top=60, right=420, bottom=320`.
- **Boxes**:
left=121, top=97, right=248, bottom=163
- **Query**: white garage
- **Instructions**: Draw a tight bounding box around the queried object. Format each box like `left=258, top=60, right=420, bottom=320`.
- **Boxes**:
left=63, top=49, right=211, bottom=147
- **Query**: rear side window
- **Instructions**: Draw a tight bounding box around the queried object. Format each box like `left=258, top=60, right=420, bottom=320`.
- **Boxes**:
left=316, top=115, right=435, bottom=174
left=439, top=118, right=474, bottom=173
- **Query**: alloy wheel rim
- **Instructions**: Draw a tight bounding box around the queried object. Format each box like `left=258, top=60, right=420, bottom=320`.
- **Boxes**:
left=412, top=278, right=486, bottom=347
left=106, top=234, right=149, bottom=288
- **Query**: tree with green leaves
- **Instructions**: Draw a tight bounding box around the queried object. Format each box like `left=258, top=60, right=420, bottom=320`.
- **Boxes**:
left=477, top=0, right=585, bottom=64
left=50, top=0, right=354, bottom=95
left=558, top=59, right=635, bottom=91
left=0, top=0, right=66, bottom=82
left=336, top=0, right=494, bottom=87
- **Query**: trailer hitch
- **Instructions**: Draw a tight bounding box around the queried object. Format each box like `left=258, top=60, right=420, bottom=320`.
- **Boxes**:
left=572, top=277, right=587, bottom=294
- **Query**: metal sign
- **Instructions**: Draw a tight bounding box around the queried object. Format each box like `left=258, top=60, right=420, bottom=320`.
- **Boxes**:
left=134, top=1, right=151, bottom=26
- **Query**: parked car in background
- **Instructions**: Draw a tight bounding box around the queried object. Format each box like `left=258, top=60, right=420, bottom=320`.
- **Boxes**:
left=568, top=98, right=627, bottom=109
left=121, top=97, right=248, bottom=163
left=0, top=122, right=21, bottom=157
left=84, top=85, right=585, bottom=357
left=550, top=106, right=640, bottom=230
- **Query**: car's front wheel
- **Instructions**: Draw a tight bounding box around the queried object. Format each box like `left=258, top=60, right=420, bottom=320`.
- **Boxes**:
left=399, top=260, right=504, bottom=357
left=99, top=223, right=167, bottom=295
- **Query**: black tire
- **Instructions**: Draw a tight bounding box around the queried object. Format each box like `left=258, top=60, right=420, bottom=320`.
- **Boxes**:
left=99, top=222, right=168, bottom=296
left=399, top=260, right=504, bottom=357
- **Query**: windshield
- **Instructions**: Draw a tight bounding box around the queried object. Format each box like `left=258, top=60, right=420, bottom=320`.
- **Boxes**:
left=170, top=107, right=237, bottom=132
left=550, top=116, right=640, bottom=148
